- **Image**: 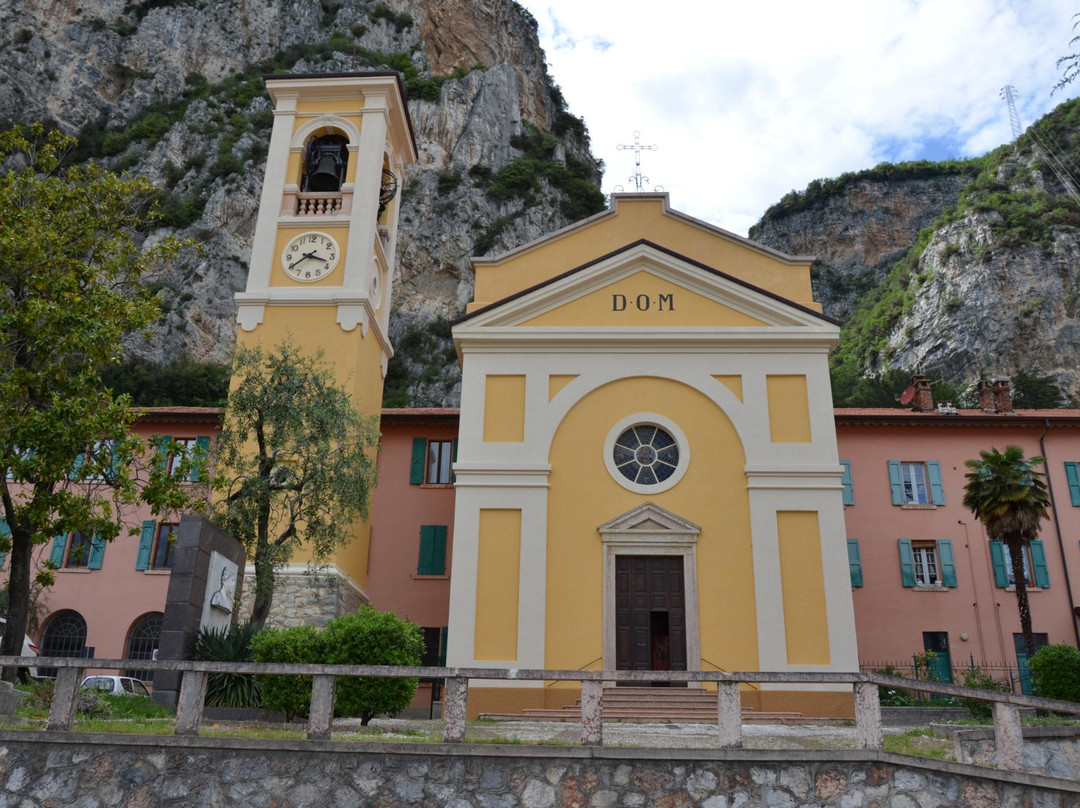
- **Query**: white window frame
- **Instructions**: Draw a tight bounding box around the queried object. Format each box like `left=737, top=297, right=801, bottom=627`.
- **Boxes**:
left=169, top=438, right=202, bottom=477
left=912, top=541, right=940, bottom=587
left=426, top=440, right=453, bottom=485
left=1004, top=546, right=1034, bottom=587
left=900, top=462, right=930, bottom=505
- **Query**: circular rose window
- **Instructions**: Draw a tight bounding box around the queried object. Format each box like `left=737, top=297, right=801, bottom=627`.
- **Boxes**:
left=612, top=424, right=680, bottom=486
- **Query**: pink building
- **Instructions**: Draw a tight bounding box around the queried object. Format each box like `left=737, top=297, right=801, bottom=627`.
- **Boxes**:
left=9, top=389, right=1080, bottom=699
left=837, top=384, right=1080, bottom=691
left=365, top=409, right=459, bottom=708
left=1, top=407, right=219, bottom=677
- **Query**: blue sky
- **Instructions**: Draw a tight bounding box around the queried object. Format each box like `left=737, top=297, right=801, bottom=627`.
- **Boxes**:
left=519, top=0, right=1080, bottom=235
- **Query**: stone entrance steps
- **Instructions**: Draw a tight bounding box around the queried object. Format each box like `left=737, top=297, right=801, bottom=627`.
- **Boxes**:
left=480, top=686, right=803, bottom=724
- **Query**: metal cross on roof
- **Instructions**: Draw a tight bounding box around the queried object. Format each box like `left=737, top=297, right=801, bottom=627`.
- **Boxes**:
left=615, top=131, right=660, bottom=193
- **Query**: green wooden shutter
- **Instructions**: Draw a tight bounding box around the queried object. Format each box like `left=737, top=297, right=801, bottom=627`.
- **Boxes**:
left=69, top=451, right=85, bottom=481
left=989, top=541, right=1009, bottom=587
left=136, top=521, right=155, bottom=571
left=898, top=539, right=915, bottom=586
left=846, top=539, right=863, bottom=587
left=156, top=435, right=172, bottom=473
left=410, top=438, right=427, bottom=485
left=1031, top=540, right=1050, bottom=588
left=189, top=436, right=211, bottom=482
left=418, top=525, right=447, bottom=575
left=0, top=518, right=8, bottom=569
left=88, top=534, right=106, bottom=570
left=439, top=626, right=449, bottom=666
left=887, top=460, right=904, bottom=505
left=49, top=534, right=67, bottom=567
left=1066, top=462, right=1080, bottom=506
left=927, top=461, right=946, bottom=505
left=937, top=539, right=957, bottom=587
left=450, top=439, right=458, bottom=485
left=840, top=461, right=854, bottom=505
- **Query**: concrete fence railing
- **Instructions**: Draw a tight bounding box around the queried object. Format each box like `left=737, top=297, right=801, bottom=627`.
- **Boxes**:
left=5, top=656, right=1080, bottom=771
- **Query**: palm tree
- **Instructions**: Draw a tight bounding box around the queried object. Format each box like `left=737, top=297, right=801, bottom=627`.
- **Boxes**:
left=963, top=445, right=1050, bottom=658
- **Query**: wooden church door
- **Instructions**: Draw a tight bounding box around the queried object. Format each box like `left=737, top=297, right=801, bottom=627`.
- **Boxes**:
left=615, top=556, right=687, bottom=676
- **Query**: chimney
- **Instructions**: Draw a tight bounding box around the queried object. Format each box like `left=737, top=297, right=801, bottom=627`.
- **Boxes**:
left=977, top=380, right=997, bottom=412
left=911, top=375, right=934, bottom=412
left=993, top=379, right=1013, bottom=413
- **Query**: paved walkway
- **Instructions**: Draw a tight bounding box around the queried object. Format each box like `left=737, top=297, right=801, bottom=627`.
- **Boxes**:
left=357, top=717, right=910, bottom=750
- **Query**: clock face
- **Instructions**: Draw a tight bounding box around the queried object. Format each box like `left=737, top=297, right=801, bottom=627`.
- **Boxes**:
left=281, top=231, right=340, bottom=282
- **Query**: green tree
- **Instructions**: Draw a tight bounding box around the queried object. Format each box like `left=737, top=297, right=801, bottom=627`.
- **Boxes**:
left=1011, top=369, right=1066, bottom=409
left=324, top=607, right=423, bottom=725
left=210, top=340, right=378, bottom=631
left=0, top=124, right=197, bottom=679
left=963, top=445, right=1050, bottom=657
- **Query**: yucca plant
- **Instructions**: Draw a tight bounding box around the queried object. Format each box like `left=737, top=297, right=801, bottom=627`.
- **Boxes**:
left=188, top=623, right=261, bottom=708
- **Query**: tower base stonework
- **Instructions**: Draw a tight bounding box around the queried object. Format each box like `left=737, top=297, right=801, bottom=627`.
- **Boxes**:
left=236, top=565, right=368, bottom=630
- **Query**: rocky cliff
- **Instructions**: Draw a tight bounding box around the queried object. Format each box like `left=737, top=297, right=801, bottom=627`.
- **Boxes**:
left=751, top=99, right=1080, bottom=404
left=0, top=0, right=604, bottom=406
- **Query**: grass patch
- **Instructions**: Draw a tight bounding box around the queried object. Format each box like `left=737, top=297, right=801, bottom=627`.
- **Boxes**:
left=884, top=728, right=953, bottom=760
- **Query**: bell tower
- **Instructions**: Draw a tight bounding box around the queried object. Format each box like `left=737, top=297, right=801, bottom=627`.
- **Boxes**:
left=234, top=72, right=417, bottom=599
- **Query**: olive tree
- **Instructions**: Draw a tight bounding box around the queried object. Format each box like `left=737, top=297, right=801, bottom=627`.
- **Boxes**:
left=0, top=124, right=197, bottom=678
left=211, top=340, right=378, bottom=630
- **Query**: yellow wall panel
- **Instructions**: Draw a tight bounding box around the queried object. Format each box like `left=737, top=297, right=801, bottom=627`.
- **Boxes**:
left=548, top=375, right=578, bottom=400
left=777, top=511, right=830, bottom=665
left=713, top=375, right=743, bottom=402
left=475, top=509, right=522, bottom=660
left=766, top=375, right=812, bottom=443
left=483, top=375, right=526, bottom=442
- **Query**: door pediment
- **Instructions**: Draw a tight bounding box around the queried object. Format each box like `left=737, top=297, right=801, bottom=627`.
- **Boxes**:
left=598, top=502, right=701, bottom=546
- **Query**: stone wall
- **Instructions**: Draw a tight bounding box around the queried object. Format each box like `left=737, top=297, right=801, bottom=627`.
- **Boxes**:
left=3, top=732, right=1079, bottom=807
left=950, top=725, right=1080, bottom=780
left=235, top=566, right=366, bottom=629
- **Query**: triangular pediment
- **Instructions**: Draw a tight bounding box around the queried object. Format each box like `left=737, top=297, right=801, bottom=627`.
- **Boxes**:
left=456, top=242, right=836, bottom=332
left=598, top=502, right=701, bottom=535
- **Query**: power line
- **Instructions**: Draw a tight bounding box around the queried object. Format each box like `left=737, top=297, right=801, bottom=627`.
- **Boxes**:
left=1001, top=85, right=1080, bottom=206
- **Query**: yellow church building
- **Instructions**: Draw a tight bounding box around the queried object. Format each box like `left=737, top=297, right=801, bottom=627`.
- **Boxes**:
left=234, top=71, right=858, bottom=716
left=447, top=194, right=859, bottom=716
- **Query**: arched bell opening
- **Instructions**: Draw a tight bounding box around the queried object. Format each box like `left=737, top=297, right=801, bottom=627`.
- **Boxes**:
left=302, top=134, right=349, bottom=193
left=377, top=153, right=399, bottom=227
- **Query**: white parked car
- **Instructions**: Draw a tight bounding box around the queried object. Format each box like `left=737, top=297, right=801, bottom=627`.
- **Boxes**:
left=0, top=617, right=39, bottom=679
left=79, top=674, right=151, bottom=695
left=81, top=675, right=151, bottom=697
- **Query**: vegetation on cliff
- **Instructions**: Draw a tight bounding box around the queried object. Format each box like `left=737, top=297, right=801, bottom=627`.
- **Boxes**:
left=825, top=96, right=1080, bottom=405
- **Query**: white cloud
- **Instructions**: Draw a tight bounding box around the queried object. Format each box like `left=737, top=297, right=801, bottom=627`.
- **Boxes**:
left=520, top=0, right=1080, bottom=235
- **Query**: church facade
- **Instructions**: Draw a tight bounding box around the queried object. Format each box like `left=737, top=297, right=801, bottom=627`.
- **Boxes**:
left=446, top=194, right=859, bottom=715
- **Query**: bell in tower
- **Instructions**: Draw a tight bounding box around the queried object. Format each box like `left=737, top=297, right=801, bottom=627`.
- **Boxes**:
left=303, top=134, right=349, bottom=192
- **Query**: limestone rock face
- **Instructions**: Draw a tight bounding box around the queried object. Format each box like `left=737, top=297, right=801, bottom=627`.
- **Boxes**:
left=751, top=175, right=971, bottom=321
left=750, top=138, right=1080, bottom=399
left=1, top=0, right=601, bottom=404
left=886, top=210, right=1080, bottom=392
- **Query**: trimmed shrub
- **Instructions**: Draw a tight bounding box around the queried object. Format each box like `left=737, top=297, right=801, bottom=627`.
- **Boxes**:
left=251, top=624, right=321, bottom=721
left=1030, top=644, right=1080, bottom=703
left=251, top=607, right=423, bottom=725
left=324, top=607, right=424, bottom=725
